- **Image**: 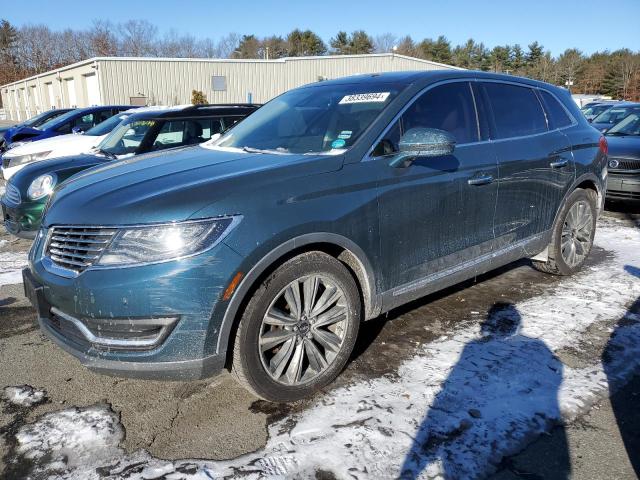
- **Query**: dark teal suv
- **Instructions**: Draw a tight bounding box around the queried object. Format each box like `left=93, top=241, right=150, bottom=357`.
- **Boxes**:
left=24, top=71, right=607, bottom=401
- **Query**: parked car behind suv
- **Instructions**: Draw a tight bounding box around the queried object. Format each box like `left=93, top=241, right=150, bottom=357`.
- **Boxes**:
left=24, top=71, right=607, bottom=402
left=1, top=107, right=144, bottom=181
left=605, top=112, right=640, bottom=202
left=590, top=102, right=640, bottom=132
left=580, top=101, right=617, bottom=121
left=1, top=104, right=258, bottom=238
left=0, top=108, right=73, bottom=140
left=0, top=105, right=134, bottom=152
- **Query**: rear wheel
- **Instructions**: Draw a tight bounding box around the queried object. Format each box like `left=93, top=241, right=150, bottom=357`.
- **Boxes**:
left=231, top=251, right=361, bottom=402
left=533, top=188, right=597, bottom=276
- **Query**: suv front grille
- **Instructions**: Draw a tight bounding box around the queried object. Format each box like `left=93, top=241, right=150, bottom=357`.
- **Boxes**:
left=45, top=226, right=117, bottom=272
left=609, top=157, right=640, bottom=172
left=4, top=183, right=21, bottom=204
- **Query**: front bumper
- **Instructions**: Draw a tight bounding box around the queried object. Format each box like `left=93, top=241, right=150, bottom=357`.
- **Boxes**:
left=606, top=173, right=640, bottom=201
left=27, top=236, right=244, bottom=380
left=1, top=199, right=43, bottom=238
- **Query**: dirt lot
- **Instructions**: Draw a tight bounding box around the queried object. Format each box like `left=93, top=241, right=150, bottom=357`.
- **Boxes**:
left=0, top=205, right=638, bottom=479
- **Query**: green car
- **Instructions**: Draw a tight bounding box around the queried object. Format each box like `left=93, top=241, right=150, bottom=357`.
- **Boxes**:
left=1, top=104, right=258, bottom=238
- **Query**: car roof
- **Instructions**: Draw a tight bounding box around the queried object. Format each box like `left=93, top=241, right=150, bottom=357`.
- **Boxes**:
left=299, top=70, right=567, bottom=92
left=123, top=104, right=260, bottom=121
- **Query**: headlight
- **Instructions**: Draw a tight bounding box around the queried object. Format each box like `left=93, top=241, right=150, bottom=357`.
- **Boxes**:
left=96, top=216, right=240, bottom=266
left=7, top=150, right=52, bottom=168
left=27, top=174, right=56, bottom=200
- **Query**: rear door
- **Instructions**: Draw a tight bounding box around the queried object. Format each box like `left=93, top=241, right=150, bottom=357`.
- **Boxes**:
left=372, top=81, right=499, bottom=293
left=479, top=81, right=574, bottom=244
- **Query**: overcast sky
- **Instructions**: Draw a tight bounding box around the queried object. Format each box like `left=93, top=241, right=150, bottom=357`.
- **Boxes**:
left=6, top=0, right=639, bottom=56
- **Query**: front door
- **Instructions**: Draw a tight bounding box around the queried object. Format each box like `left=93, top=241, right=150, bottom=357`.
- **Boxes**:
left=372, top=81, right=498, bottom=295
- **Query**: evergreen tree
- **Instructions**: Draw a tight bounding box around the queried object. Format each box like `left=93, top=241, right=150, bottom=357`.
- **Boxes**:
left=286, top=29, right=326, bottom=56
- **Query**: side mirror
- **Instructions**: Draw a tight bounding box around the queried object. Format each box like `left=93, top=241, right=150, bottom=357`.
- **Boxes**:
left=389, top=128, right=456, bottom=168
left=72, top=126, right=84, bottom=134
left=587, top=118, right=593, bottom=123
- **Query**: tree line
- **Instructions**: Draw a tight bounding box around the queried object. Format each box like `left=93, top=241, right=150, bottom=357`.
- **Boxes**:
left=1, top=19, right=638, bottom=102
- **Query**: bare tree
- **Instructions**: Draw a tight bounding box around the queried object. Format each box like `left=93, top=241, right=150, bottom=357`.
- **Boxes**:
left=89, top=19, right=118, bottom=56
left=373, top=33, right=397, bottom=53
left=118, top=19, right=157, bottom=57
left=215, top=32, right=241, bottom=58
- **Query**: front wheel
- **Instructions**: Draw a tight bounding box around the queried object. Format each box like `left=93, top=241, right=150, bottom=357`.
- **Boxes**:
left=533, top=188, right=597, bottom=276
left=231, top=251, right=361, bottom=402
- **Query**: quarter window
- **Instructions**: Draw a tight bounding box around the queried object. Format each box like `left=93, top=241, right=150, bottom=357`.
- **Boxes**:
left=539, top=90, right=573, bottom=129
left=483, top=83, right=548, bottom=139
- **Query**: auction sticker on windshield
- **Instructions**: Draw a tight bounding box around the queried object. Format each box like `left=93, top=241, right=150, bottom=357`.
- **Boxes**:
left=339, top=92, right=390, bottom=104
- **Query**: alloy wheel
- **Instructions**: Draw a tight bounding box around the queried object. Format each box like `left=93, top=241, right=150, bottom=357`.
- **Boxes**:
left=560, top=200, right=594, bottom=268
left=258, top=274, right=350, bottom=386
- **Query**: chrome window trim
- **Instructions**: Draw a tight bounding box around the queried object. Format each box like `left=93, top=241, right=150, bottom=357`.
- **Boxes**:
left=41, top=215, right=242, bottom=278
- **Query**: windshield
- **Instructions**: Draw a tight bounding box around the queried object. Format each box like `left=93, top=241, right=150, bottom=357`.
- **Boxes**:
left=607, top=113, right=640, bottom=136
left=85, top=113, right=130, bottom=136
left=582, top=104, right=612, bottom=117
left=209, top=83, right=401, bottom=155
left=36, top=109, right=79, bottom=130
left=23, top=110, right=66, bottom=128
left=593, top=106, right=639, bottom=124
left=97, top=119, right=158, bottom=156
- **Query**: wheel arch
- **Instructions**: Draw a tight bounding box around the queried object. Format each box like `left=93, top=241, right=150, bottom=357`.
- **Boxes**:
left=216, top=233, right=380, bottom=358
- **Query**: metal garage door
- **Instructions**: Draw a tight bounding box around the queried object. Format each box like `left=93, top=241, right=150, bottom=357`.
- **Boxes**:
left=65, top=78, right=77, bottom=107
left=84, top=73, right=101, bottom=105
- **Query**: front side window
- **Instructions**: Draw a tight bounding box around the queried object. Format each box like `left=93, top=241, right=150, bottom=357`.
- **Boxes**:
left=98, top=119, right=158, bottom=156
left=210, top=84, right=402, bottom=155
left=483, top=83, right=548, bottom=139
left=73, top=113, right=95, bottom=131
left=371, top=82, right=478, bottom=157
left=539, top=90, right=573, bottom=129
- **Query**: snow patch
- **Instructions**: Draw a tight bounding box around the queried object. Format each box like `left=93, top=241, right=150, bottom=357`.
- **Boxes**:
left=0, top=250, right=27, bottom=286
left=15, top=403, right=124, bottom=476
left=3, top=385, right=46, bottom=407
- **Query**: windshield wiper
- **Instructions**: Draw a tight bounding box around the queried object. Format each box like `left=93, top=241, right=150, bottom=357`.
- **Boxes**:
left=606, top=132, right=629, bottom=136
left=95, top=148, right=118, bottom=159
left=242, top=146, right=290, bottom=155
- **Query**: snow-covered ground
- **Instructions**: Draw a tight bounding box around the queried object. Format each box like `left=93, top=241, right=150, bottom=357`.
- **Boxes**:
left=4, top=219, right=640, bottom=479
left=0, top=250, right=27, bottom=287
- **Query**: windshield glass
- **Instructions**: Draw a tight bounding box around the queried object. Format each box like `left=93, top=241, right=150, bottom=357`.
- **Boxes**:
left=97, top=119, right=158, bottom=156
left=36, top=109, right=79, bottom=130
left=593, top=106, right=639, bottom=124
left=582, top=104, right=612, bottom=117
left=85, top=113, right=130, bottom=136
left=23, top=110, right=65, bottom=127
left=209, top=83, right=400, bottom=154
left=607, top=113, right=640, bottom=136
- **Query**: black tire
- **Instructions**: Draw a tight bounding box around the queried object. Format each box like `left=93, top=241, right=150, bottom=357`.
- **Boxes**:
left=533, top=188, right=597, bottom=276
left=231, top=251, right=361, bottom=402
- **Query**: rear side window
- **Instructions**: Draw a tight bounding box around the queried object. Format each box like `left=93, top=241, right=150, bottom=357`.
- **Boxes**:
left=483, top=83, right=547, bottom=139
left=539, top=90, right=573, bottom=129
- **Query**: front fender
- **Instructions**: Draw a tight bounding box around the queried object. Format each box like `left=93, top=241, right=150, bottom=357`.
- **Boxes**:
left=216, top=232, right=380, bottom=356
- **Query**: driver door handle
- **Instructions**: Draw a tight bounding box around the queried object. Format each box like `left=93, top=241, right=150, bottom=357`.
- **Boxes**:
left=468, top=175, right=494, bottom=186
left=550, top=158, right=569, bottom=168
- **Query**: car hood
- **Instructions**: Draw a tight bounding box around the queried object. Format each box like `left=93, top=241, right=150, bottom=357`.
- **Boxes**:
left=43, top=146, right=344, bottom=226
left=606, top=135, right=640, bottom=160
left=4, top=133, right=103, bottom=158
left=9, top=153, right=109, bottom=192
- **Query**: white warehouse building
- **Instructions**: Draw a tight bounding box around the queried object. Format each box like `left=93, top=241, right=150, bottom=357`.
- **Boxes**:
left=1, top=54, right=460, bottom=121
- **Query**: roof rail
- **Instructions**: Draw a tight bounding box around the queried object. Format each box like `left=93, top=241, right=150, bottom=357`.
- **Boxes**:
left=183, top=103, right=261, bottom=111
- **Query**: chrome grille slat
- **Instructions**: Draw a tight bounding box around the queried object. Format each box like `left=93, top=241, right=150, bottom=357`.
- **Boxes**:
left=609, top=157, right=640, bottom=171
left=50, top=235, right=110, bottom=244
left=4, top=183, right=21, bottom=204
left=45, top=226, right=117, bottom=273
